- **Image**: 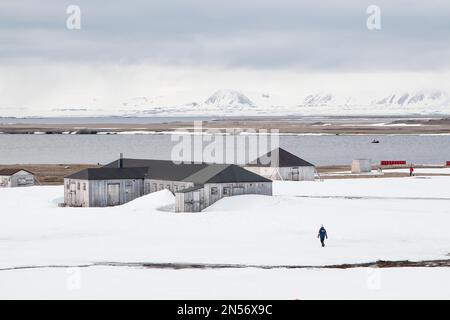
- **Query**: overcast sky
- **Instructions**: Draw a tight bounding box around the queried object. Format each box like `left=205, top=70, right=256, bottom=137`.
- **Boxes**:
left=0, top=0, right=449, bottom=113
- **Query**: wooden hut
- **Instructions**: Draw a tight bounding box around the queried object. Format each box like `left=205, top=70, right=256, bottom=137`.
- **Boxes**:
left=0, top=169, right=35, bottom=188
left=351, top=159, right=372, bottom=174
left=244, top=148, right=316, bottom=181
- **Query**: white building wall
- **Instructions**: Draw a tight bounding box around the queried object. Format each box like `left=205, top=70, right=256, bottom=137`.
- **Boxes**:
left=351, top=159, right=372, bottom=174
left=0, top=175, right=10, bottom=187
left=64, top=178, right=90, bottom=207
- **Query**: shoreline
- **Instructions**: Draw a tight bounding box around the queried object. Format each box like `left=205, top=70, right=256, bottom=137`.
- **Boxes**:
left=1, top=116, right=450, bottom=135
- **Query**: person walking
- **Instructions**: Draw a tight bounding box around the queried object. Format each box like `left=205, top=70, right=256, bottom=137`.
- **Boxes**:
left=409, top=166, right=414, bottom=177
left=318, top=225, right=328, bottom=247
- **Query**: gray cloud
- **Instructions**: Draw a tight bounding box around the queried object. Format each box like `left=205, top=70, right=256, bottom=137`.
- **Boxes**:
left=0, top=0, right=449, bottom=71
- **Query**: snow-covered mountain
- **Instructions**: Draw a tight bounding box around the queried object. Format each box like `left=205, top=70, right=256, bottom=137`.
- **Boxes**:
left=300, top=90, right=449, bottom=108
left=4, top=89, right=450, bottom=118
left=295, top=90, right=450, bottom=115
left=202, top=90, right=256, bottom=110
left=303, top=93, right=337, bottom=107
left=374, top=90, right=448, bottom=108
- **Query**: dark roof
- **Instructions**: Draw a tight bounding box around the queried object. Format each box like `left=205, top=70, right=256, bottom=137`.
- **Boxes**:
left=70, top=158, right=272, bottom=183
left=65, top=167, right=148, bottom=180
left=104, top=159, right=181, bottom=169
left=246, top=148, right=315, bottom=167
left=104, top=159, right=210, bottom=181
left=0, top=168, right=34, bottom=176
left=182, top=164, right=271, bottom=184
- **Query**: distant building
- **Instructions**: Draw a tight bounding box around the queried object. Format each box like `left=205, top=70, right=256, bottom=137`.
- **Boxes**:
left=244, top=147, right=316, bottom=181
left=0, top=169, right=35, bottom=188
left=351, top=159, right=372, bottom=174
left=64, top=158, right=272, bottom=211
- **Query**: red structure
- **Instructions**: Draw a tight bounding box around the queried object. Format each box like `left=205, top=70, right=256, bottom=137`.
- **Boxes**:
left=380, top=160, right=407, bottom=166
left=446, top=161, right=450, bottom=167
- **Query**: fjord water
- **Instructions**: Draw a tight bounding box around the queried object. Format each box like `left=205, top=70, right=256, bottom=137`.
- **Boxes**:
left=0, top=134, right=449, bottom=166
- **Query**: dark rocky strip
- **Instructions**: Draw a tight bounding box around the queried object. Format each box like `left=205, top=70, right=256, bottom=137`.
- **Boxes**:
left=99, top=259, right=450, bottom=270
left=1, top=259, right=449, bottom=272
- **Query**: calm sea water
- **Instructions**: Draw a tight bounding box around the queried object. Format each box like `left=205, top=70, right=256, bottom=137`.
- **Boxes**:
left=0, top=134, right=449, bottom=166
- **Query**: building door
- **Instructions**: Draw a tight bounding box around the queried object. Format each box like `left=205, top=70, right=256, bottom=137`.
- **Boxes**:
left=192, top=191, right=201, bottom=212
left=107, top=183, right=121, bottom=206
left=291, top=167, right=299, bottom=181
left=69, top=182, right=77, bottom=205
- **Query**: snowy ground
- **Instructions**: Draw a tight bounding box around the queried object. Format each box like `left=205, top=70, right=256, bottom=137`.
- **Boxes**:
left=384, top=167, right=450, bottom=175
left=1, top=267, right=449, bottom=300
left=0, top=175, right=449, bottom=299
left=320, top=167, right=450, bottom=178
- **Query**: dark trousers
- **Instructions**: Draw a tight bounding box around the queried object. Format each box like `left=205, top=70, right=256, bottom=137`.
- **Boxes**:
left=320, top=239, right=325, bottom=247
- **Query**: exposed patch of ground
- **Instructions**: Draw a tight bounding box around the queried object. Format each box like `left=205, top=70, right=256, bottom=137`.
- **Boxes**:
left=2, top=117, right=450, bottom=134
left=0, top=164, right=99, bottom=185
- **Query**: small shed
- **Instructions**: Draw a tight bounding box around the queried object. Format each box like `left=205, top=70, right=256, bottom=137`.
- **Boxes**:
left=0, top=169, right=35, bottom=187
left=351, top=159, right=372, bottom=174
left=244, top=148, right=316, bottom=181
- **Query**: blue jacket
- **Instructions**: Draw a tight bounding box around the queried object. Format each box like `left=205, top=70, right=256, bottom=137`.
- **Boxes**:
left=318, top=227, right=328, bottom=241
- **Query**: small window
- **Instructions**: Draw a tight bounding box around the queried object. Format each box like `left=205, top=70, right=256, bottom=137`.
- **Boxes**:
left=77, top=182, right=80, bottom=190
left=166, top=184, right=171, bottom=190
left=82, top=183, right=86, bottom=191
left=174, top=185, right=178, bottom=192
left=211, top=187, right=218, bottom=195
left=223, top=187, right=231, bottom=196
left=159, top=184, right=164, bottom=190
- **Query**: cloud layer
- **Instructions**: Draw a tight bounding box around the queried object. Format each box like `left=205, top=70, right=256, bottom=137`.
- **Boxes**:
left=0, top=0, right=449, bottom=114
left=1, top=0, right=450, bottom=71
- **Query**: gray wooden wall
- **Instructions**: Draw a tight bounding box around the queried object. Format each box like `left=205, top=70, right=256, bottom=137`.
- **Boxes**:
left=176, top=182, right=273, bottom=213
left=64, top=178, right=143, bottom=207
left=65, top=178, right=272, bottom=211
left=144, top=179, right=194, bottom=194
